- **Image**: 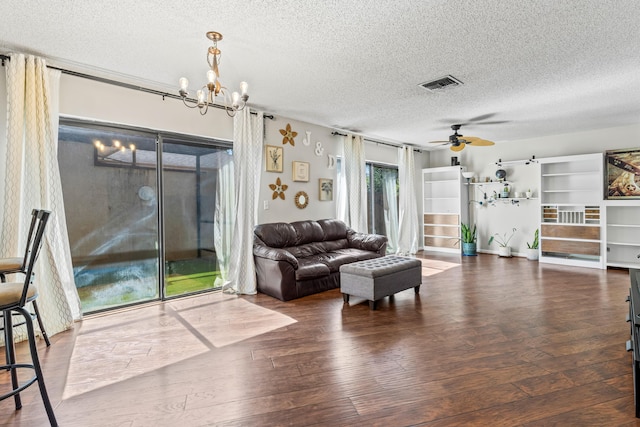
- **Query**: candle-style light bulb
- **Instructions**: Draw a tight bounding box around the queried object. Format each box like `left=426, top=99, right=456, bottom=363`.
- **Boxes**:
left=239, top=81, right=248, bottom=96
left=231, top=91, right=240, bottom=108
left=179, top=77, right=189, bottom=91
left=196, top=89, right=205, bottom=106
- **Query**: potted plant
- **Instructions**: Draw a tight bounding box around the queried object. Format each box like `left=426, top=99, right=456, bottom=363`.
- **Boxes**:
left=488, top=227, right=517, bottom=257
left=460, top=223, right=477, bottom=256
left=526, top=228, right=539, bottom=260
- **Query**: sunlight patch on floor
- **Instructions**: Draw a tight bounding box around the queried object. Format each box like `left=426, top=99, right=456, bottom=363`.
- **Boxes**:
left=63, top=292, right=296, bottom=399
left=419, top=257, right=461, bottom=276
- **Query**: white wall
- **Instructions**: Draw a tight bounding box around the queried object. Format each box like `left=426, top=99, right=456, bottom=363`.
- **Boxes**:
left=429, top=123, right=640, bottom=255
left=19, top=71, right=426, bottom=233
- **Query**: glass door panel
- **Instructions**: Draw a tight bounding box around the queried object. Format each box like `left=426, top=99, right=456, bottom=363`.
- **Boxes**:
left=58, top=124, right=160, bottom=313
left=161, top=139, right=231, bottom=297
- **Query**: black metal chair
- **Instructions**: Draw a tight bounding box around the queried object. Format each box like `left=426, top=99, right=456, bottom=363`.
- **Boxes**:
left=0, top=209, right=50, bottom=347
left=0, top=209, right=57, bottom=426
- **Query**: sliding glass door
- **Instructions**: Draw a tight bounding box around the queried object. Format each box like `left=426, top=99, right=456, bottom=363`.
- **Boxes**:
left=58, top=124, right=160, bottom=312
left=161, top=138, right=231, bottom=298
left=58, top=121, right=232, bottom=313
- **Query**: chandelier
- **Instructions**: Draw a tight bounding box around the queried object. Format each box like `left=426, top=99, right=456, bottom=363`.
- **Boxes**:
left=178, top=31, right=249, bottom=116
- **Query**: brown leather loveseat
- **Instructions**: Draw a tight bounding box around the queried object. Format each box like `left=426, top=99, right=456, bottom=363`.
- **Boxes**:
left=253, top=219, right=388, bottom=301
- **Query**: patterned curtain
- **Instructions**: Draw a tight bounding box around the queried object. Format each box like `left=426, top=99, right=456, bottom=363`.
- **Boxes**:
left=0, top=54, right=78, bottom=343
left=397, top=145, right=419, bottom=255
left=342, top=134, right=367, bottom=233
left=225, top=108, right=263, bottom=294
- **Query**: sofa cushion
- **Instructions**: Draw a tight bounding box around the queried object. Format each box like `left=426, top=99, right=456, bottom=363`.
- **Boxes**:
left=314, top=239, right=349, bottom=252
left=295, top=257, right=331, bottom=280
left=318, top=219, right=348, bottom=241
left=254, top=222, right=297, bottom=248
left=317, top=251, right=361, bottom=272
left=332, top=248, right=381, bottom=262
left=291, top=220, right=324, bottom=245
left=347, top=230, right=387, bottom=252
left=285, top=242, right=325, bottom=259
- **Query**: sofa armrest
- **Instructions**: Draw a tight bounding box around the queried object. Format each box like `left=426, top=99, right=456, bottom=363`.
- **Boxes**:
left=253, top=242, right=299, bottom=269
left=347, top=230, right=388, bottom=255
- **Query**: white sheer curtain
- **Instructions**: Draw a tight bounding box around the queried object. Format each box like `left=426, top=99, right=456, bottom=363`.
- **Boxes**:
left=382, top=170, right=399, bottom=253
left=397, top=145, right=419, bottom=255
left=206, top=150, right=233, bottom=286
left=0, top=53, right=79, bottom=343
left=341, top=134, right=367, bottom=232
left=226, top=108, right=263, bottom=294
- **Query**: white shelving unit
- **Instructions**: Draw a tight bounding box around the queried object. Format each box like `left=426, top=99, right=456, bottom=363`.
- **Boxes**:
left=606, top=203, right=640, bottom=269
left=538, top=153, right=604, bottom=269
left=422, top=166, right=468, bottom=254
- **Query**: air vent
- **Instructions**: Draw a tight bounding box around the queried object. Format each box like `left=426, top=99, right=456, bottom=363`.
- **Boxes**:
left=419, top=75, right=463, bottom=92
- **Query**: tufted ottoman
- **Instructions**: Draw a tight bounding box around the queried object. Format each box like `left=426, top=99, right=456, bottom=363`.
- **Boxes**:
left=340, top=256, right=422, bottom=310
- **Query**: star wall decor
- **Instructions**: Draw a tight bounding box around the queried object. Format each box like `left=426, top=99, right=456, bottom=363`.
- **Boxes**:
left=279, top=123, right=297, bottom=146
left=269, top=177, right=288, bottom=200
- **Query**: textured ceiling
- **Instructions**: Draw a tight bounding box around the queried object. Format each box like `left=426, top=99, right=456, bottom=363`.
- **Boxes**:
left=1, top=0, right=639, bottom=149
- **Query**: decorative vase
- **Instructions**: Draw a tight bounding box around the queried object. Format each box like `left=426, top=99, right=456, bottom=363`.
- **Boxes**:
left=525, top=191, right=532, bottom=199
left=526, top=248, right=539, bottom=260
left=462, top=242, right=477, bottom=256
left=498, top=246, right=512, bottom=257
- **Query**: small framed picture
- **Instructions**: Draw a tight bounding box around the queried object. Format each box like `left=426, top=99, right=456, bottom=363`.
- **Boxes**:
left=265, top=145, right=283, bottom=173
left=292, top=161, right=310, bottom=182
left=319, top=178, right=333, bottom=201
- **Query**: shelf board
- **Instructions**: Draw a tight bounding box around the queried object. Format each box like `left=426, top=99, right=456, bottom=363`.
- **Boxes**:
left=607, top=241, right=640, bottom=247
left=541, top=236, right=601, bottom=243
left=542, top=171, right=600, bottom=177
left=608, top=224, right=640, bottom=228
left=542, top=189, right=592, bottom=193
left=470, top=181, right=512, bottom=185
left=607, top=261, right=640, bottom=269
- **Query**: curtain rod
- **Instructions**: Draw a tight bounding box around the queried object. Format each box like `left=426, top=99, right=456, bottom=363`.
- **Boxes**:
left=0, top=54, right=273, bottom=120
left=331, top=131, right=421, bottom=152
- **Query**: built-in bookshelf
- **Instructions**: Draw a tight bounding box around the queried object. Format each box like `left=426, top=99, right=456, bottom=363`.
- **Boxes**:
left=538, top=153, right=604, bottom=269
left=422, top=166, right=468, bottom=254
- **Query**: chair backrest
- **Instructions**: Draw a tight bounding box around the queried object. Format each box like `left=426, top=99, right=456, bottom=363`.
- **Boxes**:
left=18, top=209, right=51, bottom=307
left=17, top=209, right=41, bottom=272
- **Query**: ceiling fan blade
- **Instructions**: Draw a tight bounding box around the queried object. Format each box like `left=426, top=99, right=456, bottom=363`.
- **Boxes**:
left=450, top=143, right=466, bottom=152
left=466, top=113, right=498, bottom=122
left=469, top=139, right=495, bottom=146
left=460, top=136, right=482, bottom=143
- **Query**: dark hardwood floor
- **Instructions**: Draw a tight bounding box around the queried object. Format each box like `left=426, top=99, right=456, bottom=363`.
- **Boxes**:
left=2, top=253, right=640, bottom=426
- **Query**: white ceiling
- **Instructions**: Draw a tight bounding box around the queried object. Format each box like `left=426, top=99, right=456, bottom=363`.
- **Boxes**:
left=1, top=1, right=639, bottom=149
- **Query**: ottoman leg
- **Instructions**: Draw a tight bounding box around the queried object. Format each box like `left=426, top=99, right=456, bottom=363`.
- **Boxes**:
left=415, top=285, right=421, bottom=293
left=343, top=293, right=349, bottom=303
left=369, top=300, right=377, bottom=310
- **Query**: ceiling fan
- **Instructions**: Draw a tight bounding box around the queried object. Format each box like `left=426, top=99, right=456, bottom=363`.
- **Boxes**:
left=429, top=124, right=495, bottom=152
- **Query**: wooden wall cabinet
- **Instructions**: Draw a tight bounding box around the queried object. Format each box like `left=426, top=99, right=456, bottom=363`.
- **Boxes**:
left=422, top=166, right=468, bottom=254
